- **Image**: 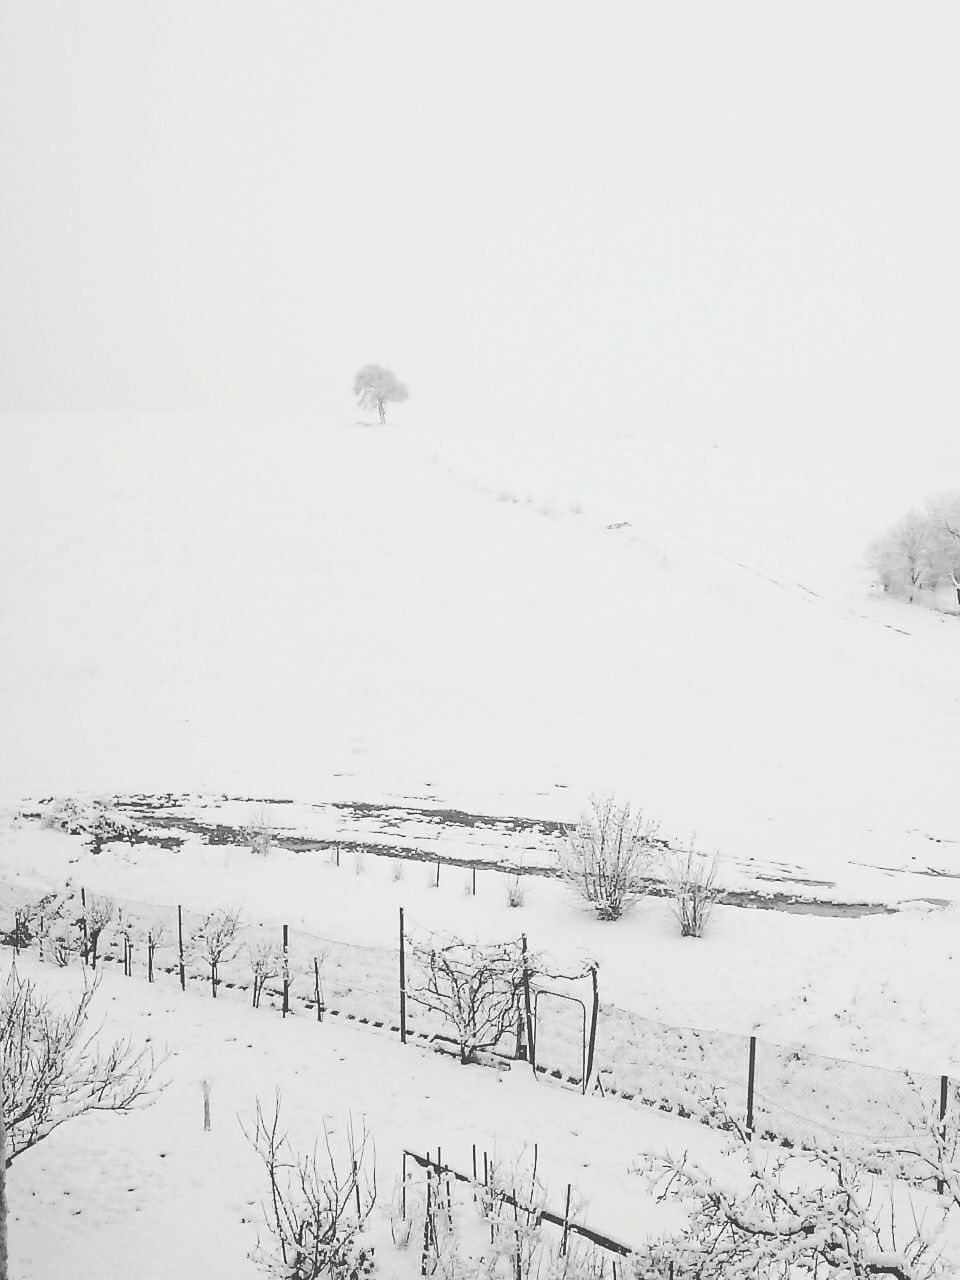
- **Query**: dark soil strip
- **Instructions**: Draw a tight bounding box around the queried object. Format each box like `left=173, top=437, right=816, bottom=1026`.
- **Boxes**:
left=89, top=794, right=904, bottom=918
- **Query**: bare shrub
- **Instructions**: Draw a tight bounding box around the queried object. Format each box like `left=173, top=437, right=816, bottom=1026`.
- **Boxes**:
left=663, top=843, right=722, bottom=938
left=408, top=937, right=527, bottom=1065
left=248, top=805, right=274, bottom=857
left=391, top=860, right=404, bottom=883
left=506, top=877, right=526, bottom=909
left=389, top=1175, right=415, bottom=1249
left=199, top=909, right=240, bottom=997
left=558, top=796, right=660, bottom=921
left=0, top=965, right=165, bottom=1163
left=244, top=1092, right=376, bottom=1280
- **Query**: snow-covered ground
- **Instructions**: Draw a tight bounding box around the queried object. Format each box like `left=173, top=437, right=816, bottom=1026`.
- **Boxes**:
left=1, top=415, right=958, bottom=877
left=2, top=414, right=960, bottom=1274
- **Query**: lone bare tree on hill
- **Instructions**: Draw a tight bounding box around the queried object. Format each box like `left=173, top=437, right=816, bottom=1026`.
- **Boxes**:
left=352, top=364, right=408, bottom=424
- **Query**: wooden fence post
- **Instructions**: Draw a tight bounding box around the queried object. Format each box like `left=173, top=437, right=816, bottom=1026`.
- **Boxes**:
left=177, top=905, right=186, bottom=991
left=314, top=956, right=323, bottom=1021
left=399, top=907, right=407, bottom=1045
left=80, top=887, right=88, bottom=964
left=746, top=1035, right=757, bottom=1137
left=584, top=965, right=600, bottom=1093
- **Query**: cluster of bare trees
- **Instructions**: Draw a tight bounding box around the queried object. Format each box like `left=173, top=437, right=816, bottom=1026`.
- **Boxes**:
left=868, top=492, right=960, bottom=609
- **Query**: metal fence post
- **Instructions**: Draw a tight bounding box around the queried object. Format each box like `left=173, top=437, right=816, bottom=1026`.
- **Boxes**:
left=521, top=934, right=536, bottom=1077
left=282, top=924, right=290, bottom=1017
left=177, top=905, right=185, bottom=991
left=746, top=1035, right=757, bottom=1137
left=399, top=907, right=407, bottom=1044
left=939, top=1075, right=949, bottom=1195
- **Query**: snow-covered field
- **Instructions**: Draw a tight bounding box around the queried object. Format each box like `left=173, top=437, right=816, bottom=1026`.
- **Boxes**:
left=2, top=415, right=960, bottom=1275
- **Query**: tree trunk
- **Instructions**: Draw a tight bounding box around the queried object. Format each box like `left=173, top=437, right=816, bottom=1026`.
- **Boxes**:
left=378, top=400, right=385, bottom=425
left=1, top=1073, right=8, bottom=1280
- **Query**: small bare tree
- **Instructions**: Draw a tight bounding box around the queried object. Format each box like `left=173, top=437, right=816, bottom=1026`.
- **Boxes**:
left=0, top=965, right=165, bottom=1165
left=558, top=796, right=660, bottom=921
left=662, top=842, right=723, bottom=938
left=409, top=937, right=527, bottom=1065
left=199, top=909, right=241, bottom=997
left=81, top=893, right=115, bottom=969
left=244, top=1093, right=376, bottom=1280
left=249, top=939, right=281, bottom=1010
left=44, top=921, right=80, bottom=968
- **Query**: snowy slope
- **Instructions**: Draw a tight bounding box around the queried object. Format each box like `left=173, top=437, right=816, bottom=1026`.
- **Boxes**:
left=0, top=414, right=957, bottom=882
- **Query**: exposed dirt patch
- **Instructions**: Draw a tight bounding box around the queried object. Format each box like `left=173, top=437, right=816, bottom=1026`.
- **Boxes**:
left=44, top=793, right=920, bottom=919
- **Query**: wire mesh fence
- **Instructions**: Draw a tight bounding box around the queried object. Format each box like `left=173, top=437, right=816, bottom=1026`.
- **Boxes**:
left=594, top=1005, right=748, bottom=1120
left=0, top=876, right=952, bottom=1183
left=751, top=1038, right=941, bottom=1178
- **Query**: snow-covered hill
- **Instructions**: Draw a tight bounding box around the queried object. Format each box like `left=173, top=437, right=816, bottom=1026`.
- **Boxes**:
left=1, top=414, right=957, bottom=885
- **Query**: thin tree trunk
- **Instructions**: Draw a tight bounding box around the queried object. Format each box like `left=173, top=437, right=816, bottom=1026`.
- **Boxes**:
left=0, top=1073, right=8, bottom=1280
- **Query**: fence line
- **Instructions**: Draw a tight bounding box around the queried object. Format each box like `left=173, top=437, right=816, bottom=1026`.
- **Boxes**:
left=0, top=877, right=951, bottom=1183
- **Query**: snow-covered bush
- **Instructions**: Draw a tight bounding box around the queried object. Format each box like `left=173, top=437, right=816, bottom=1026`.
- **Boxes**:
left=630, top=1091, right=944, bottom=1279
left=245, top=1094, right=376, bottom=1280
left=662, top=842, right=722, bottom=938
left=558, top=796, right=660, bottom=921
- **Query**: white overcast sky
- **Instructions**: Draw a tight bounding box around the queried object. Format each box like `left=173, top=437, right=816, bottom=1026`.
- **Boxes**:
left=1, top=2, right=958, bottom=475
